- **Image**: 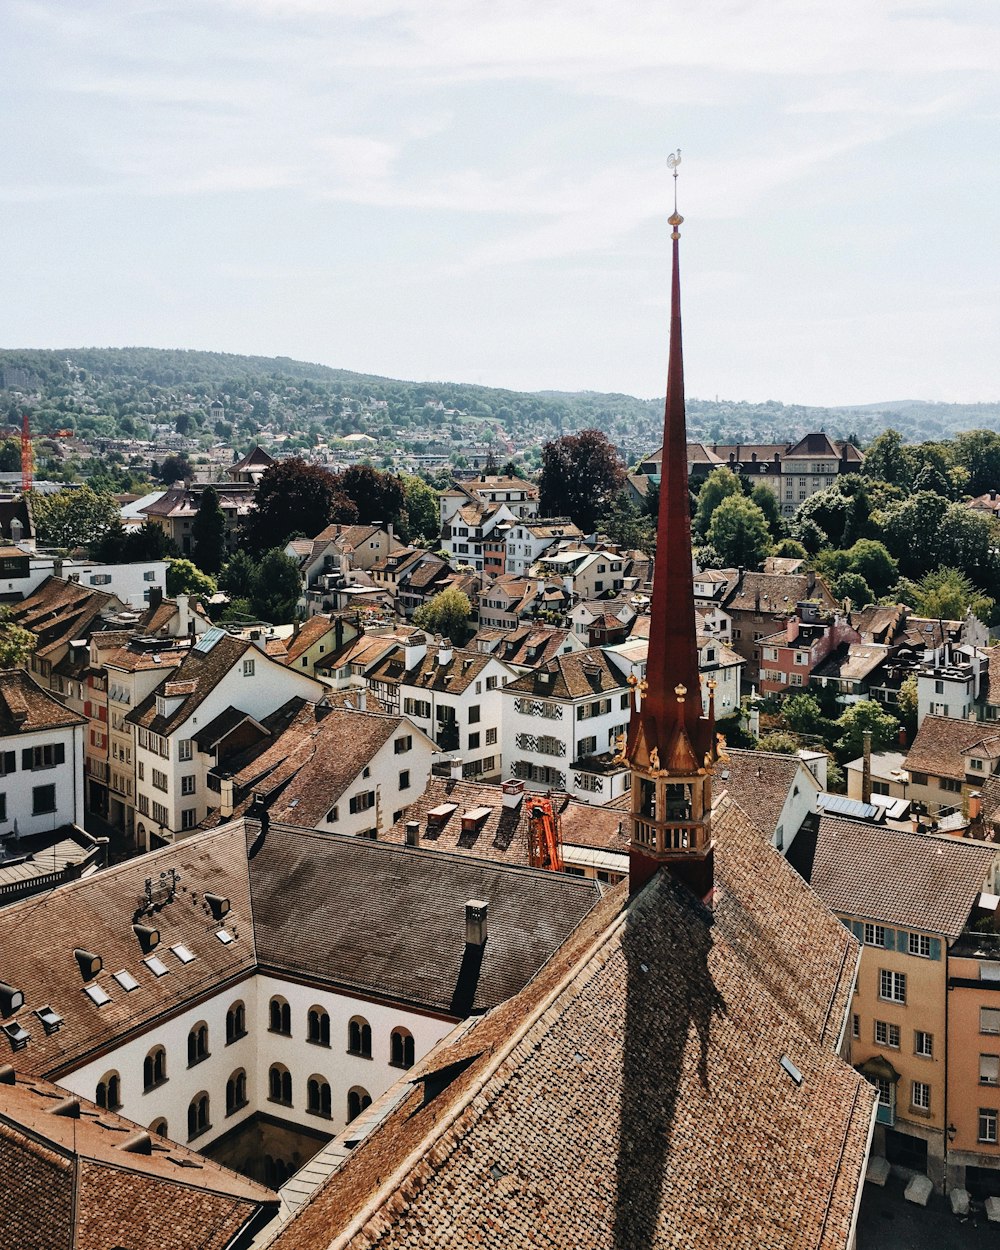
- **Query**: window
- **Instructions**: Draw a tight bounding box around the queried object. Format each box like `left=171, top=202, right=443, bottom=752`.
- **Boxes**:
left=181, top=808, right=197, bottom=830
left=578, top=736, right=597, bottom=757
left=149, top=1117, right=168, bottom=1137
left=348, top=1016, right=372, bottom=1058
left=486, top=676, right=498, bottom=691
left=941, top=777, right=962, bottom=793
left=875, top=1020, right=900, bottom=1048
left=152, top=768, right=168, bottom=792
left=394, top=735, right=412, bottom=754
left=908, top=932, right=932, bottom=958
left=181, top=775, right=196, bottom=795
left=243, top=659, right=255, bottom=676
left=152, top=801, right=168, bottom=826
left=468, top=732, right=480, bottom=750
left=268, top=1063, right=292, bottom=1105
left=178, top=739, right=193, bottom=762
left=187, top=1092, right=210, bottom=1140
left=22, top=743, right=66, bottom=771
left=404, top=698, right=431, bottom=719
left=982, top=1055, right=1000, bottom=1085
left=326, top=805, right=339, bottom=823
left=390, top=1027, right=415, bottom=1069
left=486, top=726, right=497, bottom=746
left=0, top=750, right=16, bottom=776
left=143, top=1046, right=167, bottom=1091
left=911, top=1081, right=931, bottom=1111
left=864, top=924, right=886, bottom=947
left=226, top=1068, right=247, bottom=1115
left=980, top=1108, right=999, bottom=1143
left=398, top=769, right=411, bottom=791
left=879, top=970, right=906, bottom=1003
left=96, top=1071, right=122, bottom=1110
left=187, top=1021, right=209, bottom=1066
left=307, top=1007, right=331, bottom=1047
left=852, top=1014, right=860, bottom=1040
left=349, top=791, right=375, bottom=815
left=468, top=705, right=480, bottom=724
left=970, top=757, right=985, bottom=772
left=269, top=996, right=291, bottom=1036
left=982, top=1007, right=1000, bottom=1035
left=915, top=1031, right=933, bottom=1058
left=32, top=784, right=56, bottom=815
left=347, top=1087, right=372, bottom=1123
left=307, top=1076, right=332, bottom=1117
left=226, top=1000, right=247, bottom=1044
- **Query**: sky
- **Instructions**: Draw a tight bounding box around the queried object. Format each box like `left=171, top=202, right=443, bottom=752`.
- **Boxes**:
left=3, top=0, right=999, bottom=408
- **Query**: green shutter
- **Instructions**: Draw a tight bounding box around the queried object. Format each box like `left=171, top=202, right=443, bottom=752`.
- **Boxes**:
left=849, top=920, right=863, bottom=940
left=883, top=929, right=896, bottom=951
left=930, top=938, right=942, bottom=961
left=896, top=930, right=910, bottom=954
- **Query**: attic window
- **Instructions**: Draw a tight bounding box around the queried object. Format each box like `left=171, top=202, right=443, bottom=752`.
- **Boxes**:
left=35, top=1006, right=63, bottom=1035
left=84, top=984, right=111, bottom=1007
left=171, top=944, right=196, bottom=965
left=2, top=1020, right=29, bottom=1050
left=216, top=930, right=235, bottom=945
left=145, top=956, right=169, bottom=978
left=780, top=1055, right=804, bottom=1087
left=462, top=807, right=492, bottom=831
left=113, top=970, right=139, bottom=992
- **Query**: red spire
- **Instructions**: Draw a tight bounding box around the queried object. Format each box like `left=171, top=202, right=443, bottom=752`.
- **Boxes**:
left=627, top=197, right=712, bottom=772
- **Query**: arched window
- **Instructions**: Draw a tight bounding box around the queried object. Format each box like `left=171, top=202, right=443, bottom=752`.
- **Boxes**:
left=347, top=1016, right=372, bottom=1058
left=307, top=1075, right=332, bottom=1118
left=226, top=999, right=247, bottom=1044
left=226, top=1068, right=248, bottom=1116
left=96, top=1070, right=122, bottom=1110
left=187, top=1092, right=209, bottom=1140
left=268, top=1063, right=292, bottom=1105
left=307, top=1006, right=330, bottom=1047
left=269, top=996, right=291, bottom=1036
left=149, top=1117, right=168, bottom=1137
left=143, top=1045, right=167, bottom=1090
left=390, top=1027, right=415, bottom=1069
left=187, top=1021, right=209, bottom=1066
left=347, top=1086, right=372, bottom=1123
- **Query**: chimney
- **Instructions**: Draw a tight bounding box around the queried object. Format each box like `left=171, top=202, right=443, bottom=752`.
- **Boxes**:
left=405, top=820, right=420, bottom=847
left=861, top=730, right=872, bottom=805
left=357, top=687, right=368, bottom=711
left=450, top=757, right=464, bottom=780
left=969, top=791, right=983, bottom=821
left=176, top=592, right=189, bottom=635
left=438, top=637, right=454, bottom=666
left=147, top=585, right=163, bottom=614
left=465, top=899, right=488, bottom=946
left=404, top=631, right=427, bottom=670
left=502, top=780, right=525, bottom=809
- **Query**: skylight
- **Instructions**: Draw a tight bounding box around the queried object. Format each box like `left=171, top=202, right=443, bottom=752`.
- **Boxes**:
left=2, top=1020, right=29, bottom=1050
left=145, top=956, right=169, bottom=977
left=113, top=969, right=139, bottom=992
left=216, top=929, right=235, bottom=945
left=170, top=944, right=195, bottom=964
left=84, top=984, right=111, bottom=1006
left=780, top=1055, right=804, bottom=1087
left=193, top=626, right=226, bottom=654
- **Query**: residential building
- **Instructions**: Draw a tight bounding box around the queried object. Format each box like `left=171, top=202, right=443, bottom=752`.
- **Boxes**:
left=281, top=613, right=360, bottom=679
left=533, top=544, right=627, bottom=601
left=758, top=603, right=859, bottom=696
left=439, top=473, right=538, bottom=530
left=469, top=623, right=585, bottom=672
left=717, top=747, right=822, bottom=853
left=904, top=714, right=997, bottom=818
left=227, top=443, right=274, bottom=484
left=505, top=517, right=583, bottom=575
left=139, top=481, right=257, bottom=555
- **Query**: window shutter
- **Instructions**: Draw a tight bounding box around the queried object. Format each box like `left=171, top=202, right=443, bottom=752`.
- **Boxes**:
left=883, top=929, right=896, bottom=951
left=930, top=938, right=942, bottom=961
left=21, top=748, right=32, bottom=770
left=54, top=742, right=65, bottom=765
left=3, top=751, right=13, bottom=773
left=849, top=920, right=863, bottom=940
left=896, top=930, right=910, bottom=953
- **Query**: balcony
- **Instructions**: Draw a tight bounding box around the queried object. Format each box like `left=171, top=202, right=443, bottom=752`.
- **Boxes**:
left=631, top=817, right=709, bottom=855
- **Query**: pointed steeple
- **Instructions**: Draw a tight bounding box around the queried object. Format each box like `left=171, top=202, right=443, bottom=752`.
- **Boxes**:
left=625, top=154, right=720, bottom=899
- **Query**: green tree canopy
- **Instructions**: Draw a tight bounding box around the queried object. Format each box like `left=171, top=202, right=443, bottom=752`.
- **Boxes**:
left=896, top=567, right=995, bottom=624
left=191, top=486, right=227, bottom=574
left=401, top=474, right=439, bottom=543
left=0, top=607, right=36, bottom=667
left=333, top=465, right=407, bottom=530
left=248, top=549, right=302, bottom=624
left=863, top=428, right=910, bottom=487
left=412, top=586, right=473, bottom=644
left=693, top=467, right=741, bottom=537
left=955, top=429, right=1000, bottom=496
left=598, top=492, right=655, bottom=553
left=831, top=571, right=874, bottom=608
left=843, top=539, right=898, bottom=597
left=706, top=495, right=773, bottom=568
left=781, top=693, right=824, bottom=736
left=750, top=483, right=783, bottom=539
left=771, top=538, right=808, bottom=560
left=91, top=520, right=176, bottom=563
left=834, top=700, right=900, bottom=762
left=219, top=550, right=258, bottom=598
left=241, top=458, right=357, bottom=555
left=166, top=558, right=217, bottom=599
left=32, top=486, right=121, bottom=551
left=157, top=453, right=193, bottom=484
left=539, top=430, right=625, bottom=533
left=756, top=732, right=800, bottom=755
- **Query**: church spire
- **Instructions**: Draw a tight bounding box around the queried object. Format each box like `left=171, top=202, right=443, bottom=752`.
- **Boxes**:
left=624, top=153, right=719, bottom=900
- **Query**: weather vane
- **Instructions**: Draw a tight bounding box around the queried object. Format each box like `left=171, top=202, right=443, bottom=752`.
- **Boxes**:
left=667, top=149, right=681, bottom=213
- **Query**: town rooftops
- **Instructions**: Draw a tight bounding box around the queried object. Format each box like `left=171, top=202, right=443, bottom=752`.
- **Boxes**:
left=789, top=814, right=998, bottom=938
left=369, top=644, right=498, bottom=696
left=504, top=647, right=628, bottom=700
left=127, top=631, right=256, bottom=736
left=0, top=669, right=86, bottom=734
left=9, top=577, right=123, bottom=659
left=724, top=570, right=837, bottom=615
left=0, top=1068, right=277, bottom=1250
left=717, top=748, right=819, bottom=841
left=904, top=713, right=991, bottom=783
left=268, top=796, right=873, bottom=1250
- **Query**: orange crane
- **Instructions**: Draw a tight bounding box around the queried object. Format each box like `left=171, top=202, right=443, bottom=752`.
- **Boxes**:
left=528, top=797, right=564, bottom=873
left=20, top=413, right=32, bottom=493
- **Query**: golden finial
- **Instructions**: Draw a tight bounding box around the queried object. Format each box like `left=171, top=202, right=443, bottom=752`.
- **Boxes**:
left=627, top=673, right=639, bottom=688
left=667, top=149, right=683, bottom=238
left=675, top=683, right=687, bottom=703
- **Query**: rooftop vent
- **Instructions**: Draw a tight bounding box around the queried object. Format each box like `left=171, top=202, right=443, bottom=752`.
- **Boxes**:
left=2, top=1020, right=29, bottom=1051
left=0, top=982, right=24, bottom=1018
left=204, top=893, right=230, bottom=921
left=74, top=949, right=102, bottom=982
left=35, top=1006, right=63, bottom=1035
left=404, top=821, right=420, bottom=848
left=119, top=1131, right=153, bottom=1155
left=465, top=899, right=489, bottom=947
left=132, top=924, right=160, bottom=954
left=0, top=1063, right=14, bottom=1085
left=501, top=780, right=525, bottom=809
left=49, top=1096, right=81, bottom=1118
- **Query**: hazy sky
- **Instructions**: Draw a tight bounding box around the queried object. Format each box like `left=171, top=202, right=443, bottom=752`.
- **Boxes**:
left=4, top=1, right=999, bottom=407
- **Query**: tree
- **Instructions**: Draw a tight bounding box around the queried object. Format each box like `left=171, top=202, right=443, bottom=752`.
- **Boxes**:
left=91, top=520, right=176, bottom=563
left=0, top=438, right=21, bottom=473
left=897, top=674, right=919, bottom=741
left=401, top=474, right=439, bottom=543
left=772, top=538, right=808, bottom=560
left=897, top=567, right=995, bottom=624
left=539, top=430, right=625, bottom=533
left=191, top=486, right=227, bottom=574
left=413, top=586, right=473, bottom=644
left=158, top=453, right=192, bottom=484
left=31, top=486, right=121, bottom=551
left=757, top=732, right=800, bottom=755
left=693, top=467, right=741, bottom=537
left=750, top=483, right=783, bottom=539
left=879, top=491, right=950, bottom=578
left=863, top=428, right=910, bottom=488
left=955, top=429, right=1000, bottom=496
left=248, top=549, right=302, bottom=624
left=166, top=558, right=217, bottom=599
left=834, top=700, right=900, bottom=762
left=794, top=484, right=851, bottom=548
left=706, top=495, right=773, bottom=568
left=598, top=492, right=655, bottom=553
left=241, top=459, right=355, bottom=555
left=334, top=465, right=407, bottom=530
left=832, top=571, right=873, bottom=608
left=781, top=693, right=824, bottom=736
left=844, top=539, right=898, bottom=597
left=0, top=607, right=35, bottom=667
left=219, top=550, right=258, bottom=598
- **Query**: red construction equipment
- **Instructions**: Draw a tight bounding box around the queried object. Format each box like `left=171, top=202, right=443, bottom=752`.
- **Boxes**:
left=528, top=796, right=564, bottom=873
left=20, top=413, right=32, bottom=493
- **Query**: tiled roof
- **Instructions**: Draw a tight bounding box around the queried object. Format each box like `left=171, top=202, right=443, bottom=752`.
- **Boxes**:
left=799, top=815, right=998, bottom=937
left=0, top=1068, right=275, bottom=1250
left=9, top=577, right=122, bottom=659
left=724, top=571, right=837, bottom=615
left=812, top=643, right=891, bottom=683
left=230, top=444, right=275, bottom=471
left=97, top=637, right=188, bottom=674
left=372, top=644, right=497, bottom=697
left=905, top=713, right=989, bottom=782
left=985, top=647, right=1000, bottom=706
left=284, top=614, right=339, bottom=665
left=785, top=431, right=841, bottom=458
left=489, top=625, right=576, bottom=668
left=504, top=647, right=628, bottom=700
left=717, top=749, right=817, bottom=839
left=139, top=485, right=255, bottom=519
left=0, top=669, right=86, bottom=734
left=128, top=632, right=253, bottom=735
left=270, top=796, right=873, bottom=1250
left=250, top=822, right=600, bottom=1015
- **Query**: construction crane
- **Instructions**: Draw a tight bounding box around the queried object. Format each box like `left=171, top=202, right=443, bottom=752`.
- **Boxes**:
left=528, top=797, right=564, bottom=873
left=20, top=413, right=32, bottom=493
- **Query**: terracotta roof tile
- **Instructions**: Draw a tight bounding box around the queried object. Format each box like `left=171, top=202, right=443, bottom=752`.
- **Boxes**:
left=0, top=670, right=86, bottom=734
left=904, top=713, right=989, bottom=782
left=504, top=647, right=628, bottom=700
